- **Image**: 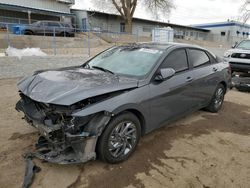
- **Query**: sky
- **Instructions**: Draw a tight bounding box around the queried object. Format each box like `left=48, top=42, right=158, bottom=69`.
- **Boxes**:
left=73, top=0, right=244, bottom=25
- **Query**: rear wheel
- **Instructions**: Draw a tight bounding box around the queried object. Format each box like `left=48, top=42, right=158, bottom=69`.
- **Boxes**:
left=60, top=32, right=70, bottom=37
left=205, top=84, right=225, bottom=113
left=97, top=112, right=141, bottom=164
left=24, top=30, right=33, bottom=35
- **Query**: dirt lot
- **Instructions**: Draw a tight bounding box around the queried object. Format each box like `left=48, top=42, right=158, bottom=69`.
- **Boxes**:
left=0, top=78, right=250, bottom=188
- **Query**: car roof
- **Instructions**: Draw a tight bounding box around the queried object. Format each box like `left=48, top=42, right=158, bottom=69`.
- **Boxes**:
left=36, top=20, right=61, bottom=23
left=123, top=42, right=203, bottom=50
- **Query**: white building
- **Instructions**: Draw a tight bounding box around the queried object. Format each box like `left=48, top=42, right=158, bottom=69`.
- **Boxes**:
left=0, top=0, right=75, bottom=24
left=71, top=9, right=210, bottom=39
left=193, top=21, right=250, bottom=39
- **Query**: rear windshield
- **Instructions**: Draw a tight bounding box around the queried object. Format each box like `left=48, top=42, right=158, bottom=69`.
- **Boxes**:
left=31, top=21, right=40, bottom=26
left=86, top=46, right=164, bottom=78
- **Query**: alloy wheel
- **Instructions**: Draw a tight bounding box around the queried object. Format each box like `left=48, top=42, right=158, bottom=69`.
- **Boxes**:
left=214, top=88, right=224, bottom=109
left=108, top=121, right=137, bottom=158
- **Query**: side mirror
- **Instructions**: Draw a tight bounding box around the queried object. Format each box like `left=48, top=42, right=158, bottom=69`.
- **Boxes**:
left=232, top=42, right=238, bottom=48
left=155, top=68, right=175, bottom=81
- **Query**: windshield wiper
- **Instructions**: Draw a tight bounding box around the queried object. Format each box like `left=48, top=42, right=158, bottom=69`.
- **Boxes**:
left=92, top=66, right=115, bottom=75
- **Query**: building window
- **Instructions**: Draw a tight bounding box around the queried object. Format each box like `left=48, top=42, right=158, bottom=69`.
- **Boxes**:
left=120, top=23, right=125, bottom=33
left=142, top=27, right=152, bottom=32
left=221, top=31, right=226, bottom=36
left=82, top=18, right=87, bottom=31
left=199, top=32, right=205, bottom=38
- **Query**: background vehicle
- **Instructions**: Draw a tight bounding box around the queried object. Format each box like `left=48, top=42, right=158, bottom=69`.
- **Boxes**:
left=224, top=40, right=250, bottom=73
left=16, top=43, right=231, bottom=164
left=23, top=21, right=75, bottom=37
left=232, top=73, right=250, bottom=92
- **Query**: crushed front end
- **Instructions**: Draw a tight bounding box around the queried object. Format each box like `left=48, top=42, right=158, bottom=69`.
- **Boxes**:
left=16, top=93, right=111, bottom=164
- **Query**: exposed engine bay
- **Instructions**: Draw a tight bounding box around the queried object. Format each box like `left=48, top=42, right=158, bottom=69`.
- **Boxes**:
left=16, top=93, right=112, bottom=164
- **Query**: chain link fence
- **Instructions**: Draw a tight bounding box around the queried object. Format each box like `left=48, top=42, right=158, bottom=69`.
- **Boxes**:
left=0, top=21, right=153, bottom=57
left=0, top=18, right=247, bottom=57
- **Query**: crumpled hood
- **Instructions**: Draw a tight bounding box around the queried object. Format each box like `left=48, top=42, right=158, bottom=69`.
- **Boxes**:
left=18, top=68, right=138, bottom=105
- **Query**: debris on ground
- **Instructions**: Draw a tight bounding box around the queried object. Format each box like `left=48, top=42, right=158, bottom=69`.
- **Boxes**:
left=232, top=73, right=250, bottom=92
left=22, top=153, right=41, bottom=188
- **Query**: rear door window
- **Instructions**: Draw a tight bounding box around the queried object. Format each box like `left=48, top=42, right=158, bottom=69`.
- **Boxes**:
left=188, top=49, right=210, bottom=68
left=47, top=22, right=60, bottom=28
left=40, top=22, right=47, bottom=27
left=61, top=23, right=72, bottom=28
left=161, top=49, right=189, bottom=73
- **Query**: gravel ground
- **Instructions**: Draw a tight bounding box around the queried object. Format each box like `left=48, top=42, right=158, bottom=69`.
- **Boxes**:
left=0, top=78, right=250, bottom=188
left=0, top=45, right=113, bottom=79
left=0, top=56, right=88, bottom=79
left=207, top=47, right=227, bottom=57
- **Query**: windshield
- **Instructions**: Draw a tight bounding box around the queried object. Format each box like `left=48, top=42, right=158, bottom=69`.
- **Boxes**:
left=86, top=46, right=164, bottom=78
left=236, top=40, right=250, bottom=50
left=31, top=21, right=40, bottom=26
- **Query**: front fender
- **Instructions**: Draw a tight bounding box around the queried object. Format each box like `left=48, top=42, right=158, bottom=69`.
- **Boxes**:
left=72, top=92, right=142, bottom=117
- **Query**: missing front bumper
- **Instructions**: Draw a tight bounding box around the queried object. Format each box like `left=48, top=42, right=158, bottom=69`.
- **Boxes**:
left=16, top=95, right=112, bottom=164
left=34, top=134, right=97, bottom=164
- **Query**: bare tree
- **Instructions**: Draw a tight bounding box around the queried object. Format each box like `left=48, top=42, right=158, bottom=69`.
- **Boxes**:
left=240, top=0, right=250, bottom=23
left=91, top=0, right=174, bottom=33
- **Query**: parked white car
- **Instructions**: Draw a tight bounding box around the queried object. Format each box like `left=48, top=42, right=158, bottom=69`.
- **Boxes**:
left=224, top=40, right=250, bottom=73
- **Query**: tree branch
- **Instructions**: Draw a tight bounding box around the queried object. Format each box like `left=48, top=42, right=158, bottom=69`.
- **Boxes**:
left=111, top=0, right=126, bottom=19
left=130, top=0, right=137, bottom=16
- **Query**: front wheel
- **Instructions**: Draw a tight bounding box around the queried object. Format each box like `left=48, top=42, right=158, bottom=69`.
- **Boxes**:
left=97, top=112, right=141, bottom=164
left=205, top=84, right=226, bottom=113
left=24, top=30, right=33, bottom=35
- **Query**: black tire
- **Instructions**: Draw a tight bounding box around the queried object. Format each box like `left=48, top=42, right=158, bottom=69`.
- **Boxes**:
left=60, top=32, right=70, bottom=37
left=205, top=84, right=226, bottom=113
left=236, top=86, right=250, bottom=92
left=24, top=30, right=33, bottom=35
left=60, top=32, right=65, bottom=37
left=97, top=112, right=141, bottom=164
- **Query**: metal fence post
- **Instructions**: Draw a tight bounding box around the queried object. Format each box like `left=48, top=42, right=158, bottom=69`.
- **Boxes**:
left=136, top=26, right=139, bottom=42
left=64, top=26, right=65, bottom=37
left=87, top=29, right=90, bottom=57
left=6, top=24, right=10, bottom=47
left=116, top=32, right=119, bottom=46
left=53, top=27, right=56, bottom=55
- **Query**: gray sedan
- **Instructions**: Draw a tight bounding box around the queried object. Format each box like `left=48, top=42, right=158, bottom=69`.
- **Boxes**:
left=23, top=21, right=75, bottom=37
left=16, top=43, right=231, bottom=164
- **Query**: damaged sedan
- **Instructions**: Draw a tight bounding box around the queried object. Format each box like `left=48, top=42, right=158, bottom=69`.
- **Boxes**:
left=16, top=43, right=231, bottom=164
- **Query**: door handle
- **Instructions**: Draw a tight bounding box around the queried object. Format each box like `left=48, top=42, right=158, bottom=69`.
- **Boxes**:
left=186, top=77, right=193, bottom=82
left=213, top=67, right=218, bottom=72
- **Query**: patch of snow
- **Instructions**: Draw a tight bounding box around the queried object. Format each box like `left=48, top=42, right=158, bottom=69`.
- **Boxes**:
left=5, top=46, right=47, bottom=59
left=0, top=53, right=5, bottom=57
